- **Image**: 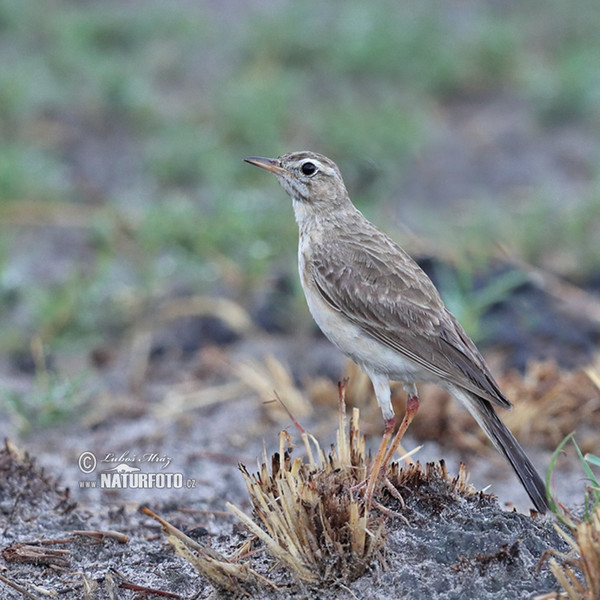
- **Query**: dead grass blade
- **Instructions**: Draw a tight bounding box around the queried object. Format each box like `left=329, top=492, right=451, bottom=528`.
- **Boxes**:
left=0, top=572, right=43, bottom=600
left=154, top=381, right=247, bottom=420
left=541, top=506, right=600, bottom=599
left=502, top=360, right=600, bottom=452
left=235, top=354, right=313, bottom=419
left=140, top=506, right=275, bottom=597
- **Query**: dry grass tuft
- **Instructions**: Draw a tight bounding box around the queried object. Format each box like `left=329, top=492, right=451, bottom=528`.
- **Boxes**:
left=228, top=383, right=386, bottom=583
left=501, top=360, right=600, bottom=452
left=141, top=506, right=276, bottom=597
left=145, top=382, right=483, bottom=594
left=542, top=506, right=600, bottom=600
left=386, top=459, right=477, bottom=503
left=236, top=354, right=313, bottom=420
left=228, top=382, right=480, bottom=585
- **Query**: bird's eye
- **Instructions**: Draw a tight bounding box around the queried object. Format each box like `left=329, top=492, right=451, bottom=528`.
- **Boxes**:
left=301, top=162, right=317, bottom=176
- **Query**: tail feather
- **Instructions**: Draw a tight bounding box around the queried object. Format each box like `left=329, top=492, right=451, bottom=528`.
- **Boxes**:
left=453, top=388, right=549, bottom=514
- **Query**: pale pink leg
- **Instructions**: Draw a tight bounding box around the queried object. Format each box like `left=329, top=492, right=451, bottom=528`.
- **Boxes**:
left=364, top=395, right=419, bottom=508
left=364, top=415, right=395, bottom=507
left=383, top=394, right=419, bottom=466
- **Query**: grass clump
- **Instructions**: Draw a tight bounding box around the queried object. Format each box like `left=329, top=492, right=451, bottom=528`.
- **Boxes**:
left=226, top=383, right=479, bottom=587
left=544, top=435, right=600, bottom=599
left=145, top=380, right=490, bottom=595
left=141, top=505, right=275, bottom=598
left=228, top=385, right=385, bottom=584
left=548, top=508, right=600, bottom=600
left=5, top=375, right=85, bottom=433
left=4, top=343, right=88, bottom=433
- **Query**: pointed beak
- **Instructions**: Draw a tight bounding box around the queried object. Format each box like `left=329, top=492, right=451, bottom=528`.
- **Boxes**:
left=244, top=156, right=288, bottom=176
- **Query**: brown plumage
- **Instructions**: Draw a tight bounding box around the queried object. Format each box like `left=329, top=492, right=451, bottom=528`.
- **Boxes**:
left=244, top=151, right=548, bottom=513
left=309, top=226, right=509, bottom=406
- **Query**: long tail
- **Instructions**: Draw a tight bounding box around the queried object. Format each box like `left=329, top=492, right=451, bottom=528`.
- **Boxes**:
left=453, top=388, right=549, bottom=513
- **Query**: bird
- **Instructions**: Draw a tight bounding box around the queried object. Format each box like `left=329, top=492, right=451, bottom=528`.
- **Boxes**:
left=244, top=151, right=549, bottom=514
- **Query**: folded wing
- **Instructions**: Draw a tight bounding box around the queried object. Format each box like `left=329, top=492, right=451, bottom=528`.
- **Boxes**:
left=310, top=229, right=510, bottom=409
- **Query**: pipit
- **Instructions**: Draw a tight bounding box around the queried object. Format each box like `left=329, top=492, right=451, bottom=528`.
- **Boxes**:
left=244, top=151, right=549, bottom=513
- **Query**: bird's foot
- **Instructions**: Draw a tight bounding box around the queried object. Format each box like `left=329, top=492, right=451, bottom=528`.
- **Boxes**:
left=371, top=499, right=410, bottom=525
left=383, top=475, right=405, bottom=508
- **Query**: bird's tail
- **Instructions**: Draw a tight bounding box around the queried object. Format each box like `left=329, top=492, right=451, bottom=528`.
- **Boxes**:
left=453, top=388, right=549, bottom=514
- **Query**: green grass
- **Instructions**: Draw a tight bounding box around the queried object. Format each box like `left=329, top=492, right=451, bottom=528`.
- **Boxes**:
left=5, top=370, right=88, bottom=433
left=0, top=0, right=599, bottom=361
left=547, top=433, right=600, bottom=526
left=429, top=263, right=528, bottom=343
left=431, top=182, right=600, bottom=280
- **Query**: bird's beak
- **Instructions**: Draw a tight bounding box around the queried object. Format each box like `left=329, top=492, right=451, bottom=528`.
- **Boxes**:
left=244, top=156, right=288, bottom=176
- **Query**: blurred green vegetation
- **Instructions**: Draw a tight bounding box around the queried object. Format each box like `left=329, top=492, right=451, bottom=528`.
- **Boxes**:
left=5, top=370, right=87, bottom=432
left=0, top=0, right=599, bottom=358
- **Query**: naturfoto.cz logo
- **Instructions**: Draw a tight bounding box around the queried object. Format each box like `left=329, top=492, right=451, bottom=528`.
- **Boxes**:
left=77, top=450, right=197, bottom=490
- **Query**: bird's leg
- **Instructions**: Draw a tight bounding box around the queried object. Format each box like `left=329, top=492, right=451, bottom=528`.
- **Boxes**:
left=364, top=395, right=419, bottom=508
left=364, top=415, right=395, bottom=507
left=383, top=394, right=419, bottom=467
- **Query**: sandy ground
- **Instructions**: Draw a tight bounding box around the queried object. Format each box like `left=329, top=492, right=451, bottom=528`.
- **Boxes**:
left=0, top=331, right=590, bottom=599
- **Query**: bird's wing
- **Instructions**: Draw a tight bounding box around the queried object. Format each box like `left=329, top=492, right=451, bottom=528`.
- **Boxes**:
left=309, top=230, right=510, bottom=408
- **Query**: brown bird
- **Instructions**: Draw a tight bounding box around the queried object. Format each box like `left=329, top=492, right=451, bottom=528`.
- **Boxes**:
left=244, top=151, right=548, bottom=513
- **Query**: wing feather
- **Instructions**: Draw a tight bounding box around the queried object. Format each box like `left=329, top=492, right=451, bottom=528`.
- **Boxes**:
left=310, top=228, right=510, bottom=408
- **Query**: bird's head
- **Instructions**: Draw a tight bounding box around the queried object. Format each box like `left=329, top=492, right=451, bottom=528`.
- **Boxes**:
left=244, top=152, right=350, bottom=218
